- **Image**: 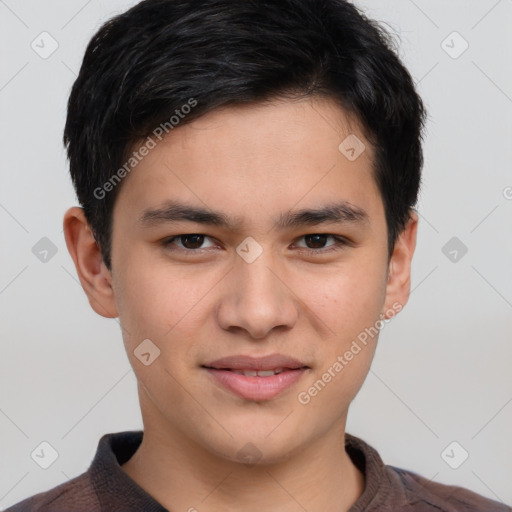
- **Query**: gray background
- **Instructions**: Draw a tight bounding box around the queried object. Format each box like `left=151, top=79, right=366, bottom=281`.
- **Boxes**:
left=1, top=0, right=511, bottom=508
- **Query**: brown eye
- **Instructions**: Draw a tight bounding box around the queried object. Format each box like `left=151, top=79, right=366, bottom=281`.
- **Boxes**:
left=162, top=234, right=216, bottom=251
left=179, top=234, right=205, bottom=249
left=294, top=234, right=348, bottom=256
left=303, top=234, right=330, bottom=249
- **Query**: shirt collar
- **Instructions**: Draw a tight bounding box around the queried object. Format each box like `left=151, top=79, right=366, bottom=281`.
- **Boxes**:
left=88, top=430, right=385, bottom=511
left=89, top=430, right=168, bottom=511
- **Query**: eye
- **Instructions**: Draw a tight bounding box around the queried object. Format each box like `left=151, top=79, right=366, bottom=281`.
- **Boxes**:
left=294, top=234, right=348, bottom=254
left=162, top=234, right=217, bottom=251
left=161, top=233, right=349, bottom=256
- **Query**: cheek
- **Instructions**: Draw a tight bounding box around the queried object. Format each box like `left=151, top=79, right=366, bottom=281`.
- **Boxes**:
left=303, top=259, right=388, bottom=342
left=112, top=250, right=221, bottom=353
left=294, top=265, right=386, bottom=414
left=115, top=274, right=183, bottom=336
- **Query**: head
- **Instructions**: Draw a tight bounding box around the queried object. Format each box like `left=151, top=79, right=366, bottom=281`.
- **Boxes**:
left=63, top=0, right=425, bottom=464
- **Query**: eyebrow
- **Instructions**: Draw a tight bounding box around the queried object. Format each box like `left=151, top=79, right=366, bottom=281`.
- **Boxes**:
left=138, top=200, right=369, bottom=230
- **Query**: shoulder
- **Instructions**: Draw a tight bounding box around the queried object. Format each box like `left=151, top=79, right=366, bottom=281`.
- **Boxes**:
left=3, top=472, right=100, bottom=512
left=387, top=465, right=511, bottom=512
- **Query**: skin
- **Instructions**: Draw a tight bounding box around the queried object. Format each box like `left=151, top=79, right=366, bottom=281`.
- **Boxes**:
left=64, top=96, right=418, bottom=512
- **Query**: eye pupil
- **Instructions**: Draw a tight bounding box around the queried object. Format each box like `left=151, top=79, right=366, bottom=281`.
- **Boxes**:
left=167, top=233, right=340, bottom=253
left=181, top=234, right=204, bottom=249
left=305, top=234, right=328, bottom=249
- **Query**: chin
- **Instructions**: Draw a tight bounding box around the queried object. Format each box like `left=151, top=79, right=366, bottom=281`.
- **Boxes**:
left=204, top=428, right=304, bottom=467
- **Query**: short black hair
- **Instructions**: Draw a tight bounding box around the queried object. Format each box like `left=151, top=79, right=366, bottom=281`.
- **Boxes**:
left=64, top=0, right=426, bottom=270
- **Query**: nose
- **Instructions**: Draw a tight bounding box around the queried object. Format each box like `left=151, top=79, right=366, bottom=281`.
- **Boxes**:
left=216, top=252, right=299, bottom=339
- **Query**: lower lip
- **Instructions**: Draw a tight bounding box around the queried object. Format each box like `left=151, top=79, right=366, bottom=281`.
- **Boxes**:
left=204, top=368, right=307, bottom=401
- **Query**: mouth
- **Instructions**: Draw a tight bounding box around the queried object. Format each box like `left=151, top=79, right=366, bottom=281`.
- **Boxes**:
left=202, top=366, right=306, bottom=376
left=201, top=354, right=310, bottom=401
left=203, top=353, right=309, bottom=372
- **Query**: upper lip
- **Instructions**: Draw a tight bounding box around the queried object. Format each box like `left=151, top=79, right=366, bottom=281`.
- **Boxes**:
left=203, top=353, right=309, bottom=371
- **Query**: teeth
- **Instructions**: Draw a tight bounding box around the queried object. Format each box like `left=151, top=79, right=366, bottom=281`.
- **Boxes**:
left=232, top=367, right=285, bottom=377
left=235, top=370, right=258, bottom=377
left=257, top=370, right=279, bottom=377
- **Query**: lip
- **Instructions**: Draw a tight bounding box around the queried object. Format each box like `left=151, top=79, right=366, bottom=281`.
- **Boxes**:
left=202, top=353, right=309, bottom=401
left=204, top=353, right=308, bottom=371
left=204, top=367, right=308, bottom=401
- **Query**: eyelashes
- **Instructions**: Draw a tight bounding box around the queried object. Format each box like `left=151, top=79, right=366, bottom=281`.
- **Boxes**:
left=161, top=233, right=350, bottom=257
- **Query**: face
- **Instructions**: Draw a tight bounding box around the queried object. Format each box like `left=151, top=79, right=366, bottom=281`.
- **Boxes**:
left=67, top=96, right=416, bottom=464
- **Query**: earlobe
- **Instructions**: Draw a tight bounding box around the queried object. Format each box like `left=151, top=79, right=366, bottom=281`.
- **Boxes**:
left=63, top=207, right=118, bottom=318
left=382, top=211, right=418, bottom=318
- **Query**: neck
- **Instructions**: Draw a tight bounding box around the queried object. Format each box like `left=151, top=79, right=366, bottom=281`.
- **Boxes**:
left=121, top=422, right=365, bottom=512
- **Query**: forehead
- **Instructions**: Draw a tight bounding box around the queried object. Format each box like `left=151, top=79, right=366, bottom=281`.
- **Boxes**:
left=112, top=97, right=384, bottom=230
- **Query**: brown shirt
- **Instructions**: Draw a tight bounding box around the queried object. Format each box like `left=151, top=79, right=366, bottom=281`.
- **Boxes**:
left=5, top=430, right=510, bottom=511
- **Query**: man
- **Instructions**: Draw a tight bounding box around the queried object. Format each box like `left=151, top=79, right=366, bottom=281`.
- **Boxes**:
left=6, top=0, right=510, bottom=510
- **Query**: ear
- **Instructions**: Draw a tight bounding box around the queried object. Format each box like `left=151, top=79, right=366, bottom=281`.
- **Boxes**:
left=63, top=207, right=118, bottom=318
left=381, top=210, right=418, bottom=318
